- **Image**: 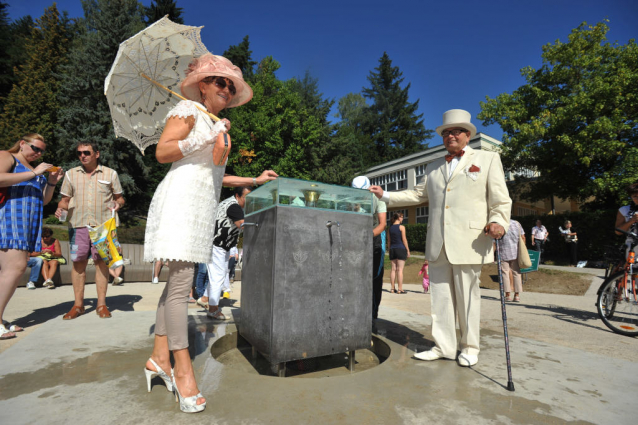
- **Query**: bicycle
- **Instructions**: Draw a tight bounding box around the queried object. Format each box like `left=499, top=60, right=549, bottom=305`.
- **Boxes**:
left=596, top=228, right=638, bottom=337
left=602, top=244, right=625, bottom=279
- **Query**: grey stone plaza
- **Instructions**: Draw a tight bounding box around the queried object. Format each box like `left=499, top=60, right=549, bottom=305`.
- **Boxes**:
left=0, top=267, right=635, bottom=424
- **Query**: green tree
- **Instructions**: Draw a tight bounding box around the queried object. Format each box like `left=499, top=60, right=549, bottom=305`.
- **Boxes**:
left=0, top=4, right=70, bottom=150
left=144, top=0, right=184, bottom=25
left=221, top=56, right=325, bottom=183
left=362, top=52, right=432, bottom=164
left=479, top=21, right=638, bottom=209
left=57, top=0, right=149, bottom=217
left=222, top=35, right=257, bottom=80
left=313, top=93, right=373, bottom=185
left=0, top=3, right=35, bottom=110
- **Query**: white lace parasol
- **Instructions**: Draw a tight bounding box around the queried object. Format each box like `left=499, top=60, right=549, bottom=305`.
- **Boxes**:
left=104, top=16, right=213, bottom=153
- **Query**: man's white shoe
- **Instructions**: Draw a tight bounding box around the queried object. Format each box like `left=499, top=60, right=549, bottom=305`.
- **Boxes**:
left=26, top=281, right=36, bottom=290
left=457, top=353, right=478, bottom=367
left=152, top=277, right=159, bottom=284
left=414, top=350, right=444, bottom=361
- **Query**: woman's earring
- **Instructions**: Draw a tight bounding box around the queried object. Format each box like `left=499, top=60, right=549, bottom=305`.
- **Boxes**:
left=201, top=93, right=206, bottom=102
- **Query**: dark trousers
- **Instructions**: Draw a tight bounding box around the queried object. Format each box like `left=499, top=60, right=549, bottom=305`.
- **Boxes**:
left=567, top=242, right=578, bottom=265
left=228, top=257, right=237, bottom=279
left=534, top=239, right=546, bottom=262
left=372, top=243, right=384, bottom=320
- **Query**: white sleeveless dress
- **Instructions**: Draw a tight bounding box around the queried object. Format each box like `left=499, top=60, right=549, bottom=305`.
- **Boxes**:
left=144, top=100, right=226, bottom=264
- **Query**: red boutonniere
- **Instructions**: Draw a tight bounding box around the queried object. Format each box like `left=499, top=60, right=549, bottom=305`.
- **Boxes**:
left=469, top=165, right=481, bottom=173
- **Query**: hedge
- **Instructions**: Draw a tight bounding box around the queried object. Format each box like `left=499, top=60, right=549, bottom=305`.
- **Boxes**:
left=401, top=210, right=624, bottom=264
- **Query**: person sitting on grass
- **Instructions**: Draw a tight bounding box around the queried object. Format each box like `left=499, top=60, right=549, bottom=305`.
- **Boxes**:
left=37, top=227, right=66, bottom=289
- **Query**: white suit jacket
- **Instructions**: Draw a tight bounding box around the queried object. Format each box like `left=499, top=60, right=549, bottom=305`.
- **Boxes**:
left=387, top=146, right=511, bottom=265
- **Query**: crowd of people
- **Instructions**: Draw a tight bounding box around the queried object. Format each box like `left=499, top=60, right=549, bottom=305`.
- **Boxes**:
left=2, top=51, right=635, bottom=415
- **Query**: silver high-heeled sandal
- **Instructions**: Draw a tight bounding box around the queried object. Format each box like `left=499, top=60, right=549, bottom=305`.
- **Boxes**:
left=172, top=371, right=206, bottom=413
left=144, top=358, right=173, bottom=392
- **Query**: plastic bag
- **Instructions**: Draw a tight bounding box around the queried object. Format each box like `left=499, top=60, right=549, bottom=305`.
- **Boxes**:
left=87, top=217, right=123, bottom=269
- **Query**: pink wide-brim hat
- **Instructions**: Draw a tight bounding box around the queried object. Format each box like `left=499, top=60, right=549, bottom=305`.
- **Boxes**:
left=180, top=53, right=253, bottom=108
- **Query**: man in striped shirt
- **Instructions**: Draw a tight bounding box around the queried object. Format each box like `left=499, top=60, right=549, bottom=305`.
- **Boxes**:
left=56, top=142, right=125, bottom=320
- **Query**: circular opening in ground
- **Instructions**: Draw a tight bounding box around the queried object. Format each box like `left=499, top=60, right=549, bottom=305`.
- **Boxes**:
left=211, top=332, right=390, bottom=378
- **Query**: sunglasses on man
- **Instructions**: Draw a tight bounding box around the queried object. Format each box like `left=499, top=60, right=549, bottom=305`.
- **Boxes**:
left=441, top=129, right=469, bottom=138
left=203, top=76, right=237, bottom=96
left=77, top=150, right=93, bottom=157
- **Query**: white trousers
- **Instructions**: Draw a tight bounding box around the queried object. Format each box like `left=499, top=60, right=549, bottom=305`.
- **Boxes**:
left=429, top=247, right=482, bottom=358
left=205, top=245, right=230, bottom=306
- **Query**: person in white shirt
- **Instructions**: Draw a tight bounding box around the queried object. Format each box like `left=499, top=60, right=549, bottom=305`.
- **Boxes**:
left=531, top=220, right=549, bottom=262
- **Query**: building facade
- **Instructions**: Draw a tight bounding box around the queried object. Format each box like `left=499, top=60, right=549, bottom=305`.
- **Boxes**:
left=365, top=133, right=580, bottom=226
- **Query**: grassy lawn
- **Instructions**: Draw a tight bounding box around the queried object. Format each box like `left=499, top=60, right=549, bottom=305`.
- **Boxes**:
left=383, top=255, right=593, bottom=296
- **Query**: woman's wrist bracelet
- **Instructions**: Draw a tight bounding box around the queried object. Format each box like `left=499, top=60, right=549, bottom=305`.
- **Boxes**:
left=46, top=182, right=56, bottom=187
left=30, top=170, right=37, bottom=177
left=252, top=177, right=257, bottom=187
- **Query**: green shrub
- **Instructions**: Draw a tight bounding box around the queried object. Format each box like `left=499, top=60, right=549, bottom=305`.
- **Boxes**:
left=117, top=226, right=146, bottom=244
left=513, top=210, right=622, bottom=264
left=403, top=223, right=428, bottom=252
left=43, top=215, right=60, bottom=225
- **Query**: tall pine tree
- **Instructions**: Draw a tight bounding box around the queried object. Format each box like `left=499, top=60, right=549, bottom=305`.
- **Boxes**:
left=144, top=0, right=184, bottom=25
left=57, top=0, right=149, bottom=216
left=362, top=52, right=432, bottom=164
left=0, top=2, right=35, bottom=111
left=223, top=35, right=257, bottom=80
left=0, top=4, right=71, bottom=150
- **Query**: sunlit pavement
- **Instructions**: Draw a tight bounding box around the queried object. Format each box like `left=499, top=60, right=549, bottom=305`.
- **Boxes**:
left=1, top=274, right=636, bottom=424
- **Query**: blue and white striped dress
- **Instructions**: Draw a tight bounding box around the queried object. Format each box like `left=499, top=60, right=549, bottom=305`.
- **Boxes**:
left=0, top=157, right=46, bottom=252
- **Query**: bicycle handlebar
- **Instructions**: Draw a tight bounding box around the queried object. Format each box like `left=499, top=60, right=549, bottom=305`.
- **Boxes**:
left=615, top=227, right=638, bottom=239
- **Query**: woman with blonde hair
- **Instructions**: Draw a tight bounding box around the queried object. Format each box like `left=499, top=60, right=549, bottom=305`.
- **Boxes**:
left=0, top=134, right=63, bottom=339
left=143, top=54, right=277, bottom=413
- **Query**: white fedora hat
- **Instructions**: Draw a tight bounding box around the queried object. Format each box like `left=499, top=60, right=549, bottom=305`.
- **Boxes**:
left=435, top=109, right=477, bottom=138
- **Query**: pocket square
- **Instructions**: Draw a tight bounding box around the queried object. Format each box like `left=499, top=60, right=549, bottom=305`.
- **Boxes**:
left=469, top=165, right=480, bottom=173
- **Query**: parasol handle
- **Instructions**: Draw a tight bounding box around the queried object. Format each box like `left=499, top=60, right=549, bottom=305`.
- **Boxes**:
left=140, top=73, right=220, bottom=122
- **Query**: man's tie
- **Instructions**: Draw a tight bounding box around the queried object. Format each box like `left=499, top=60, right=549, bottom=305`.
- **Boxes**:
left=445, top=150, right=465, bottom=163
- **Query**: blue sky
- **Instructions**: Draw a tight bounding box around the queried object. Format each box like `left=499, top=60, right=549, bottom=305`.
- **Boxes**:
left=6, top=0, right=638, bottom=144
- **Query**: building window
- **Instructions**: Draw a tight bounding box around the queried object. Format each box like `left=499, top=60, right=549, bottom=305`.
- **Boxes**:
left=517, top=207, right=537, bottom=216
left=415, top=164, right=427, bottom=184
left=416, top=206, right=428, bottom=224
left=371, top=170, right=408, bottom=192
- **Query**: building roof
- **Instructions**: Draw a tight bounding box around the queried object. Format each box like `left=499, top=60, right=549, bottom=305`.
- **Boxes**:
left=364, top=133, right=502, bottom=178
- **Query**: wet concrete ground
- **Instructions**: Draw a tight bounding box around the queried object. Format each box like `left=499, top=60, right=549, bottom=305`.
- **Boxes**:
left=1, top=273, right=636, bottom=424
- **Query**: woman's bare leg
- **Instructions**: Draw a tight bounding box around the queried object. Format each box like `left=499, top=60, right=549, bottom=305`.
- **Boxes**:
left=390, top=259, right=398, bottom=291
left=396, top=259, right=406, bottom=292
left=0, top=249, right=27, bottom=325
left=41, top=260, right=50, bottom=280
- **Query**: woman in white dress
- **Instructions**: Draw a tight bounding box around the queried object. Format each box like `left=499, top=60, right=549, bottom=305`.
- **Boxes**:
left=143, top=54, right=277, bottom=413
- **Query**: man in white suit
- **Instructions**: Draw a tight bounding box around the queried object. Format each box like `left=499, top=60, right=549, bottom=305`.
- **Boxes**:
left=370, top=109, right=511, bottom=367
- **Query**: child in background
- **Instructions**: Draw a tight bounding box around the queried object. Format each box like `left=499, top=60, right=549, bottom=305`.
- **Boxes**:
left=419, top=260, right=429, bottom=293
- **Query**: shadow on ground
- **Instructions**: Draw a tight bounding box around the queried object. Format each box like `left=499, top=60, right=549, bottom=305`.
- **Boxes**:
left=13, top=295, right=143, bottom=328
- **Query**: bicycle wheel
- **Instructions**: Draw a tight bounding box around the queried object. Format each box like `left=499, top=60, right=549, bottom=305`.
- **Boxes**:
left=597, top=271, right=638, bottom=336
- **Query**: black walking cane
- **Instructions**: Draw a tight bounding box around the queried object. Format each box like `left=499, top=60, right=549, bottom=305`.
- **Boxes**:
left=494, top=238, right=515, bottom=391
